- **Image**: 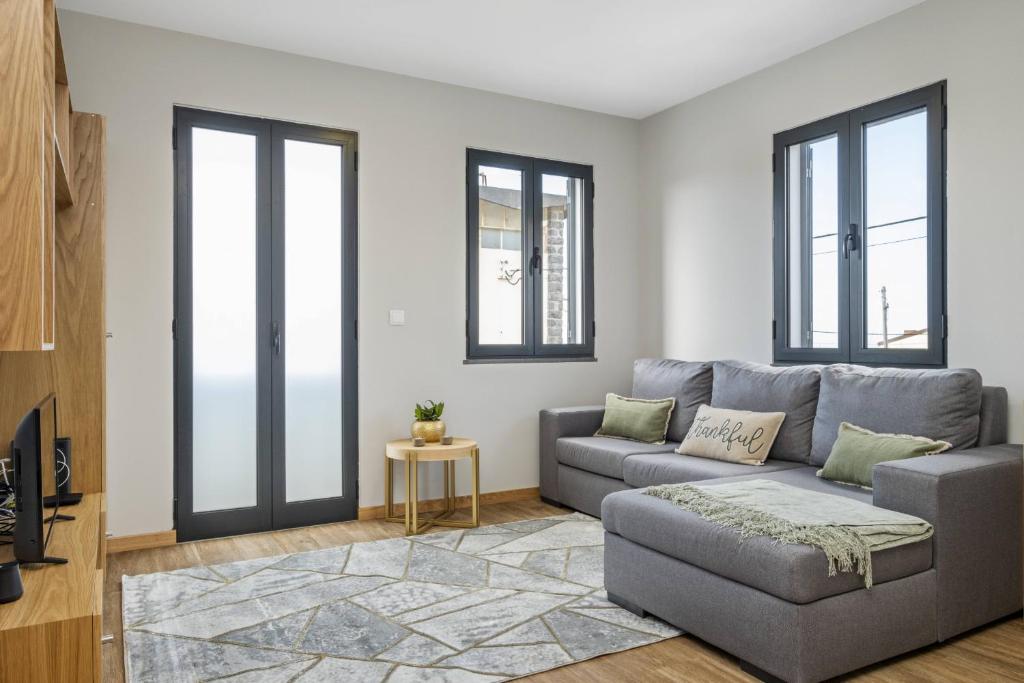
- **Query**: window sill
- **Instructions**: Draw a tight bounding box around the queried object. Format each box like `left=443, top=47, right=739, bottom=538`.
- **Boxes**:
left=464, top=356, right=597, bottom=365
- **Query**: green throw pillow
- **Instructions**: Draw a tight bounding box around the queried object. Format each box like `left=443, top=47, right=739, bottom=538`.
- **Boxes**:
left=595, top=393, right=676, bottom=444
left=818, top=422, right=952, bottom=489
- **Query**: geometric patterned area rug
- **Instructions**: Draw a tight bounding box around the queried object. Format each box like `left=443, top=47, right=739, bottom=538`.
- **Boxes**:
left=122, top=513, right=680, bottom=682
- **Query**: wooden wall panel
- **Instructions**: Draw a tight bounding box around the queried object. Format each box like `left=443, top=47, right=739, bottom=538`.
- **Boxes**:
left=0, top=353, right=56, bottom=460
left=52, top=113, right=106, bottom=494
left=0, top=0, right=46, bottom=350
left=43, top=0, right=56, bottom=348
left=0, top=113, right=106, bottom=494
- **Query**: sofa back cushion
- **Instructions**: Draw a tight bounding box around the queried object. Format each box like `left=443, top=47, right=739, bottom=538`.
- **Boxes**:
left=810, top=365, right=983, bottom=466
left=710, top=360, right=821, bottom=463
left=632, top=359, right=713, bottom=442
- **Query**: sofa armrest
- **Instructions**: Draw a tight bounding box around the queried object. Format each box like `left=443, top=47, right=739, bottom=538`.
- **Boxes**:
left=539, top=406, right=605, bottom=502
left=873, top=444, right=1023, bottom=640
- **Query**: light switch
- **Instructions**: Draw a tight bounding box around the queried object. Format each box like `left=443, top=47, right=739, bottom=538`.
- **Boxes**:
left=389, top=309, right=406, bottom=326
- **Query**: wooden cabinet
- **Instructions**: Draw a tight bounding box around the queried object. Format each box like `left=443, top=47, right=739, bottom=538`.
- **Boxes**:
left=0, top=495, right=106, bottom=683
left=0, top=3, right=108, bottom=679
left=0, top=112, right=107, bottom=683
left=0, top=0, right=75, bottom=351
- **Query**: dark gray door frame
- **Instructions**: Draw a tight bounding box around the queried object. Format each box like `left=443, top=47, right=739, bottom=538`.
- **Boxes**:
left=269, top=120, right=359, bottom=530
left=173, top=106, right=358, bottom=542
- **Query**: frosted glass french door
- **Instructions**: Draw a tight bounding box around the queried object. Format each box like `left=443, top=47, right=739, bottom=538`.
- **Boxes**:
left=174, top=107, right=357, bottom=542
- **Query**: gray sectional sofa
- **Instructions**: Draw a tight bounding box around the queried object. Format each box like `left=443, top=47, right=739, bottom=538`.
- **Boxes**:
left=539, top=359, right=1023, bottom=683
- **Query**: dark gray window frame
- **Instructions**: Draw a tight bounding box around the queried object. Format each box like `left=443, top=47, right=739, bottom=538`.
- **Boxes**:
left=466, top=149, right=595, bottom=362
left=772, top=82, right=947, bottom=368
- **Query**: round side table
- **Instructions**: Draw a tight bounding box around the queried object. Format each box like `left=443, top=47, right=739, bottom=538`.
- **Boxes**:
left=384, top=437, right=480, bottom=536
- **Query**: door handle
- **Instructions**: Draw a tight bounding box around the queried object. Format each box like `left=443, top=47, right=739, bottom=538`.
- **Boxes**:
left=843, top=223, right=859, bottom=259
left=272, top=322, right=281, bottom=356
left=530, top=246, right=541, bottom=272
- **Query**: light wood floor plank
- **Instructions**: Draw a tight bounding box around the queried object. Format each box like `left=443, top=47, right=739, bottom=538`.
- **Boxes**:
left=102, top=499, right=1023, bottom=683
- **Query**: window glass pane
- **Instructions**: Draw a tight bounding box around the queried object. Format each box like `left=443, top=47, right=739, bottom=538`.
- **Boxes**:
left=786, top=135, right=839, bottom=349
left=284, top=139, right=344, bottom=502
left=863, top=110, right=928, bottom=350
left=501, top=229, right=521, bottom=251
left=191, top=127, right=258, bottom=513
left=480, top=228, right=501, bottom=249
left=541, top=174, right=584, bottom=345
left=478, top=165, right=524, bottom=344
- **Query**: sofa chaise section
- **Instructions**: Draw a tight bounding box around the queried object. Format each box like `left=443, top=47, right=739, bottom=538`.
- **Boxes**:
left=603, top=532, right=938, bottom=683
left=873, top=442, right=1023, bottom=641
left=603, top=444, right=1021, bottom=682
left=603, top=467, right=933, bottom=605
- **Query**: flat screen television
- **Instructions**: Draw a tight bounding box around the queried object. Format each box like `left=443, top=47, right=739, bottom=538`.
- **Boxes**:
left=11, top=393, right=66, bottom=565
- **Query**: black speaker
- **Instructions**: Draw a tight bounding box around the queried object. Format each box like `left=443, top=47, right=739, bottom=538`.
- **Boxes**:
left=43, top=436, right=82, bottom=508
left=0, top=561, right=23, bottom=604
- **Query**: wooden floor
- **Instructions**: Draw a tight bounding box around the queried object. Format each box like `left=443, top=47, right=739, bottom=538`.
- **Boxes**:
left=104, top=499, right=1024, bottom=682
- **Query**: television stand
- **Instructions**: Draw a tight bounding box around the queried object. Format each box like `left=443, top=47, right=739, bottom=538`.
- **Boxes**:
left=43, top=492, right=84, bottom=508
left=21, top=556, right=68, bottom=566
left=0, top=493, right=105, bottom=681
left=43, top=513, right=75, bottom=523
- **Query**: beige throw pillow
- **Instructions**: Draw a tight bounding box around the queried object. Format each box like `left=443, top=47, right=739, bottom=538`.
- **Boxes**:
left=676, top=404, right=786, bottom=465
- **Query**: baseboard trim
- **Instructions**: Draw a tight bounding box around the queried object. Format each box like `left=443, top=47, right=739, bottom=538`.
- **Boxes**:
left=106, top=487, right=543, bottom=549
left=107, top=530, right=178, bottom=554
left=358, top=486, right=540, bottom=520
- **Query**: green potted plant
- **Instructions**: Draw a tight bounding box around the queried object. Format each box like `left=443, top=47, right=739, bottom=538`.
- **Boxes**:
left=411, top=400, right=446, bottom=442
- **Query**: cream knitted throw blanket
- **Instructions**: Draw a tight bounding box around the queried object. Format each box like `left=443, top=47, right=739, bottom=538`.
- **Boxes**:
left=644, top=479, right=933, bottom=587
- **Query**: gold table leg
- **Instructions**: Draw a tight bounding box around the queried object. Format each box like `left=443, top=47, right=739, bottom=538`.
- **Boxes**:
left=404, top=456, right=412, bottom=534
left=384, top=452, right=396, bottom=522
left=442, top=461, right=450, bottom=514
left=471, top=447, right=480, bottom=527
left=408, top=450, right=480, bottom=532
left=410, top=454, right=419, bottom=533
left=384, top=448, right=481, bottom=535
left=446, top=460, right=456, bottom=514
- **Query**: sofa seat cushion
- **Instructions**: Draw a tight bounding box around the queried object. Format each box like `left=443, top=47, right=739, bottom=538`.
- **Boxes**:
left=602, top=468, right=933, bottom=604
left=556, top=436, right=678, bottom=480
left=623, top=453, right=802, bottom=488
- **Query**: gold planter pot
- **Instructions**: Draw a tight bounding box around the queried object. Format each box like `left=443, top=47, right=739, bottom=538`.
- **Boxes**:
left=411, top=420, right=446, bottom=443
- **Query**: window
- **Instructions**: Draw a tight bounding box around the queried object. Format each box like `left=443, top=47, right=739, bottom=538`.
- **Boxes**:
left=466, top=149, right=594, bottom=361
left=773, top=82, right=946, bottom=367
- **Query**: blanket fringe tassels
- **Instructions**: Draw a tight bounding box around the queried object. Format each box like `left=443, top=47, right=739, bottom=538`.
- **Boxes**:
left=645, top=483, right=875, bottom=587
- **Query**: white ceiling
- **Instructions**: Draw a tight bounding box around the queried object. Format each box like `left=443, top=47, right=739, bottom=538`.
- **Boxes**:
left=57, top=0, right=923, bottom=119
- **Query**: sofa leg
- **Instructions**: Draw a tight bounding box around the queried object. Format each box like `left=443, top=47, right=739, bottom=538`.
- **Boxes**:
left=607, top=592, right=647, bottom=618
left=739, top=659, right=786, bottom=683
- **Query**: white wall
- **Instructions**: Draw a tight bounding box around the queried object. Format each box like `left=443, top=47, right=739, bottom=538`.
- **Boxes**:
left=59, top=11, right=644, bottom=536
left=640, top=0, right=1024, bottom=440
left=65, top=0, right=1024, bottom=536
